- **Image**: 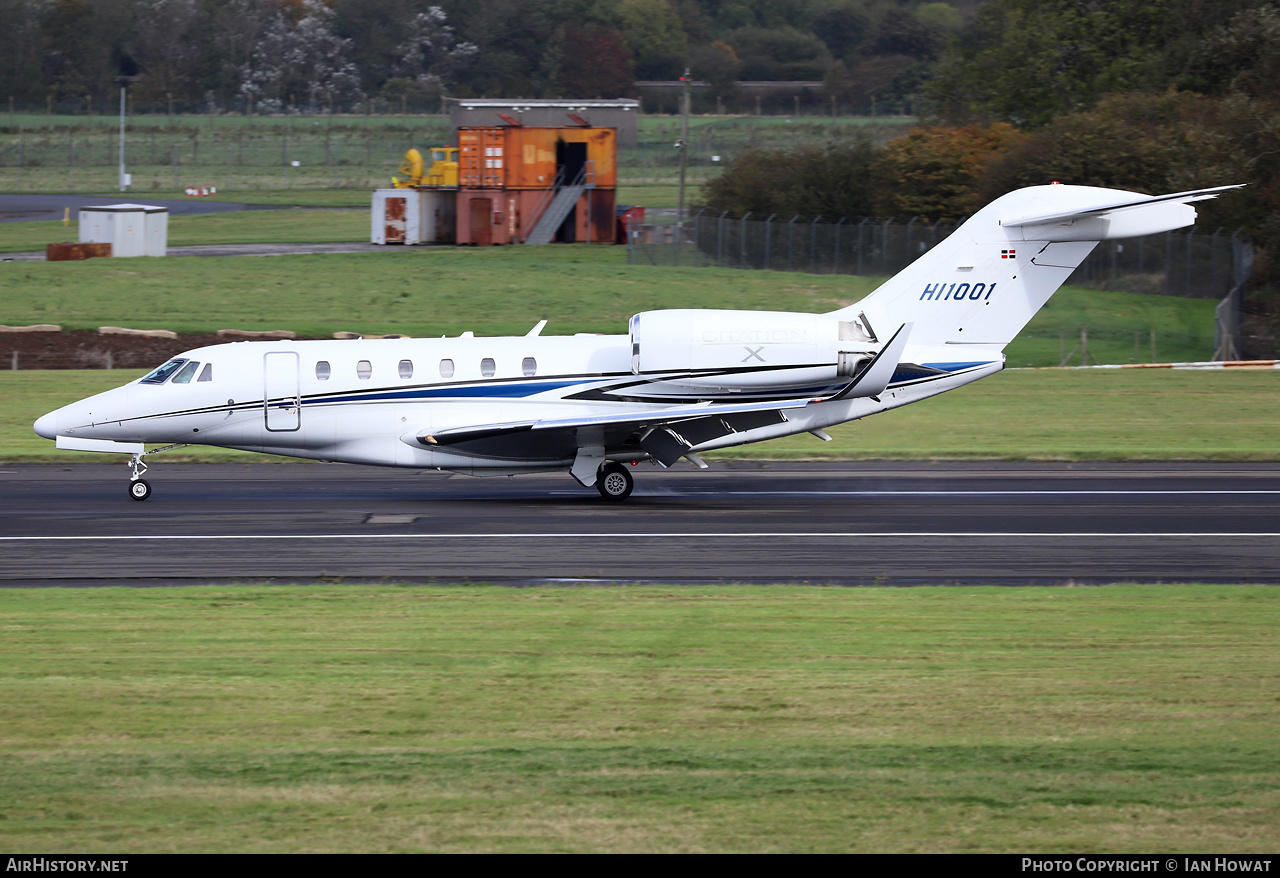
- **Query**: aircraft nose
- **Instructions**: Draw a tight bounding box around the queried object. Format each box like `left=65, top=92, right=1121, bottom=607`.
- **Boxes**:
left=33, top=411, right=58, bottom=440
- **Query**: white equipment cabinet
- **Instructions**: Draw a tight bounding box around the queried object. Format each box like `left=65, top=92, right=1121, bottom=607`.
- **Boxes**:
left=79, top=204, right=169, bottom=257
left=371, top=188, right=456, bottom=245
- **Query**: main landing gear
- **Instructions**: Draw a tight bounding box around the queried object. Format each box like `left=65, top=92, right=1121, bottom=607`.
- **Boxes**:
left=596, top=462, right=634, bottom=501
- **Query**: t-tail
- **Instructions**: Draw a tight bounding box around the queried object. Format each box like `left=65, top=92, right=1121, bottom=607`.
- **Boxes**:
left=831, top=184, right=1242, bottom=350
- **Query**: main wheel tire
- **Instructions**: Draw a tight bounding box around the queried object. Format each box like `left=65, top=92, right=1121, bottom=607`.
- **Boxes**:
left=128, top=479, right=152, bottom=501
left=596, top=463, right=634, bottom=501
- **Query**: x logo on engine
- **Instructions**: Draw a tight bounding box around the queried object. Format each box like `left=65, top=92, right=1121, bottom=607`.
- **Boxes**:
left=742, top=346, right=765, bottom=363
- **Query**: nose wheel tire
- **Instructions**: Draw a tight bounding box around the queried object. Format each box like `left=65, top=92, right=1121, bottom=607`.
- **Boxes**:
left=596, top=463, right=634, bottom=501
left=128, top=479, right=152, bottom=501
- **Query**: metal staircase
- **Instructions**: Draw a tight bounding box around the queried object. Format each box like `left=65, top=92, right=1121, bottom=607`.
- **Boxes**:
left=524, top=163, right=593, bottom=245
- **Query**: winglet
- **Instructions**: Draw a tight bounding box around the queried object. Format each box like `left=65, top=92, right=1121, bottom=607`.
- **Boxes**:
left=832, top=322, right=912, bottom=400
left=526, top=320, right=548, bottom=337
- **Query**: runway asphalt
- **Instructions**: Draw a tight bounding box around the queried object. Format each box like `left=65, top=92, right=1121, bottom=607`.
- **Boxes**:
left=3, top=461, right=1279, bottom=587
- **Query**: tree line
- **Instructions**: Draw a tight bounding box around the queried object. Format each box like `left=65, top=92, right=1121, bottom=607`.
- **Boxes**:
left=0, top=0, right=960, bottom=113
left=699, top=0, right=1280, bottom=353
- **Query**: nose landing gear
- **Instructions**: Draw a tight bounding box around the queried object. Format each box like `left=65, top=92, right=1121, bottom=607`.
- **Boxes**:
left=125, top=442, right=187, bottom=501
left=128, top=452, right=151, bottom=501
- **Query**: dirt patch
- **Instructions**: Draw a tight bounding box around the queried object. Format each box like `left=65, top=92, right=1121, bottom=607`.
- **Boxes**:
left=0, top=329, right=324, bottom=370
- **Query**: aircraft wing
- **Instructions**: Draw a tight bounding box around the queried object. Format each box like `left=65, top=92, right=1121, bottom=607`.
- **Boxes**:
left=410, top=396, right=817, bottom=465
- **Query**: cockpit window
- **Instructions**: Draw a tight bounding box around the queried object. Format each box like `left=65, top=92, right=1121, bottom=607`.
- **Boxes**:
left=197, top=363, right=213, bottom=382
left=140, top=358, right=188, bottom=385
left=171, top=361, right=201, bottom=384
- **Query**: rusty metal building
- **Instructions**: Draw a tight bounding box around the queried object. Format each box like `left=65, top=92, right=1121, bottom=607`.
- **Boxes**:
left=454, top=125, right=617, bottom=246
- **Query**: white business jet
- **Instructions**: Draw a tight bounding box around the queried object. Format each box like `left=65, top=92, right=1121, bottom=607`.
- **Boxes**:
left=34, top=183, right=1239, bottom=501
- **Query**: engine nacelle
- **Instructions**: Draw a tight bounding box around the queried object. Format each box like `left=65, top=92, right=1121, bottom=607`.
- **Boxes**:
left=629, top=309, right=874, bottom=392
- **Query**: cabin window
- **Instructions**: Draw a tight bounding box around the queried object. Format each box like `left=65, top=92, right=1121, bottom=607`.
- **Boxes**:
left=439, top=358, right=455, bottom=379
left=522, top=357, right=537, bottom=377
left=357, top=360, right=372, bottom=380
left=399, top=359, right=413, bottom=379
left=481, top=357, right=496, bottom=378
left=171, top=361, right=200, bottom=384
left=140, top=358, right=187, bottom=385
left=316, top=361, right=331, bottom=380
left=197, top=363, right=213, bottom=382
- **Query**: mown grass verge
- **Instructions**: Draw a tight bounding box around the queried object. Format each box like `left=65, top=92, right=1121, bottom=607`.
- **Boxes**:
left=0, top=245, right=879, bottom=337
left=0, top=583, right=1276, bottom=852
left=0, top=243, right=1214, bottom=358
left=4, top=368, right=1278, bottom=462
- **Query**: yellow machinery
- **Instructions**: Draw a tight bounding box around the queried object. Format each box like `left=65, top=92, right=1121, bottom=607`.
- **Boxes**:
left=393, top=147, right=458, bottom=188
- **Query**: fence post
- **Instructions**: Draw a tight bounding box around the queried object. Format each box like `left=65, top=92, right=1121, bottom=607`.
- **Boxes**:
left=1211, top=227, right=1223, bottom=294
left=764, top=214, right=775, bottom=270
left=881, top=218, right=893, bottom=275
left=906, top=216, right=916, bottom=255
left=787, top=215, right=799, bottom=272
left=1185, top=231, right=1193, bottom=295
left=1164, top=232, right=1173, bottom=294
left=740, top=212, right=751, bottom=268
left=717, top=210, right=728, bottom=267
left=691, top=209, right=704, bottom=267
left=1137, top=236, right=1145, bottom=284
left=857, top=218, right=868, bottom=275
left=834, top=217, right=846, bottom=274
left=810, top=215, right=821, bottom=273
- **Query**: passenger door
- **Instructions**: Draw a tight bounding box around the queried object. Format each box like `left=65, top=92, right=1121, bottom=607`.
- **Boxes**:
left=264, top=351, right=301, bottom=432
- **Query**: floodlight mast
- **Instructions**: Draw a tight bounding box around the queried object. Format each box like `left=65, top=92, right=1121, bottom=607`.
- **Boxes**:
left=116, top=77, right=136, bottom=192
left=676, top=68, right=691, bottom=254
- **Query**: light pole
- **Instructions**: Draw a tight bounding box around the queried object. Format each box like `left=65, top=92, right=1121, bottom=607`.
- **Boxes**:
left=116, top=76, right=138, bottom=192
left=676, top=68, right=691, bottom=249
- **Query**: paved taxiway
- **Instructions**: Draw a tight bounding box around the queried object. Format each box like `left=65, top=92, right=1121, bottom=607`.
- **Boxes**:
left=2, top=462, right=1279, bottom=586
left=0, top=193, right=278, bottom=222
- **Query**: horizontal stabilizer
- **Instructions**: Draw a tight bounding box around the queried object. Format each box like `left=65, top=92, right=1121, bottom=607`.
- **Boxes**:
left=1001, top=185, right=1243, bottom=241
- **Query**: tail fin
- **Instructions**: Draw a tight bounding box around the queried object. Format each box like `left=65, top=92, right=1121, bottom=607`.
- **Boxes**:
left=831, top=184, right=1241, bottom=349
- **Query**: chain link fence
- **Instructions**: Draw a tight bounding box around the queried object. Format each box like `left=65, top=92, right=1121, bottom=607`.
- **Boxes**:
left=0, top=117, right=453, bottom=191
left=627, top=212, right=1254, bottom=362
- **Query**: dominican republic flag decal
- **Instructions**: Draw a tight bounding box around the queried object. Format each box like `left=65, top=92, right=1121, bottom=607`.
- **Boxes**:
left=1001, top=249, right=1016, bottom=259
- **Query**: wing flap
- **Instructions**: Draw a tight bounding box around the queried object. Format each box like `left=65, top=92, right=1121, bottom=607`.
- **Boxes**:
left=409, top=398, right=811, bottom=458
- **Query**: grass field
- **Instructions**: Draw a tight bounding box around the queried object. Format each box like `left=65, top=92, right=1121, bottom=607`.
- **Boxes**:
left=0, top=583, right=1276, bottom=852
left=5, top=368, right=1278, bottom=463
left=0, top=245, right=879, bottom=337
left=0, top=243, right=1214, bottom=357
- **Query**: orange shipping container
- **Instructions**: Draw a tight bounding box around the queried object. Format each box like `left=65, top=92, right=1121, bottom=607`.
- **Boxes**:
left=457, top=126, right=616, bottom=190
